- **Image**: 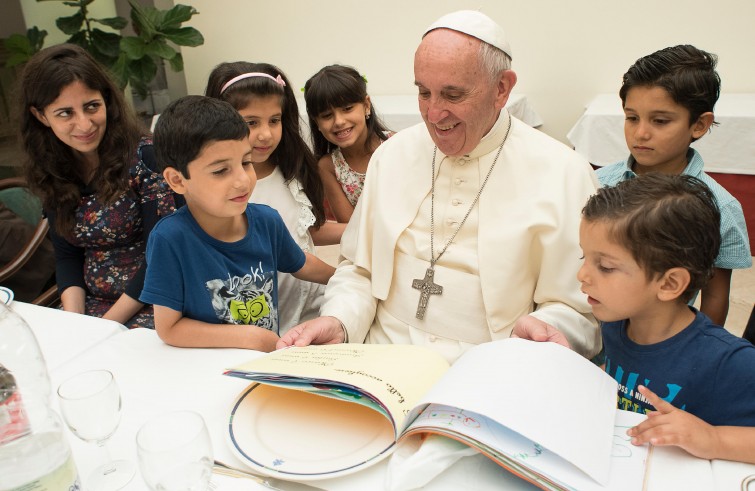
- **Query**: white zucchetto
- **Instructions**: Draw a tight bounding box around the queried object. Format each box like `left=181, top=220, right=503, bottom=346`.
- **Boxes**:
left=424, top=10, right=513, bottom=59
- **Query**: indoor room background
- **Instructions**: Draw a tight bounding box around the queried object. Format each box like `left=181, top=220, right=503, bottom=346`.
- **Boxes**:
left=6, top=0, right=755, bottom=144
left=4, top=0, right=754, bottom=332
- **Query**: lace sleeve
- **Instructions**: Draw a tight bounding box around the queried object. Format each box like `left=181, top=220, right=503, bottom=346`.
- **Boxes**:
left=287, top=178, right=316, bottom=246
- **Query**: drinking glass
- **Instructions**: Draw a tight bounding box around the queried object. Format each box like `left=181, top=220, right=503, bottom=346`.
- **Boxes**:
left=136, top=410, right=213, bottom=491
left=57, top=369, right=135, bottom=490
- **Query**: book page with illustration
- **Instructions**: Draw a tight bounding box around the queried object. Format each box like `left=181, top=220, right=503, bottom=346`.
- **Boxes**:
left=225, top=339, right=650, bottom=489
left=225, top=343, right=449, bottom=433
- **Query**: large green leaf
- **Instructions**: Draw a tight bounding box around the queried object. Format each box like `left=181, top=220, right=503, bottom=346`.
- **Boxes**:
left=159, top=4, right=199, bottom=29
left=91, top=29, right=121, bottom=57
left=129, top=56, right=157, bottom=82
left=110, top=53, right=131, bottom=89
left=130, top=79, right=149, bottom=100
left=147, top=7, right=167, bottom=29
left=3, top=30, right=46, bottom=66
left=128, top=0, right=158, bottom=39
left=128, top=0, right=157, bottom=39
left=92, top=51, right=118, bottom=70
left=3, top=34, right=33, bottom=54
left=167, top=52, right=183, bottom=72
left=27, top=26, right=48, bottom=51
left=161, top=27, right=203, bottom=47
left=94, top=16, right=128, bottom=30
left=144, top=39, right=176, bottom=60
left=6, top=53, right=31, bottom=68
left=128, top=56, right=158, bottom=98
left=56, top=12, right=84, bottom=35
left=121, top=36, right=147, bottom=60
left=66, top=30, right=90, bottom=50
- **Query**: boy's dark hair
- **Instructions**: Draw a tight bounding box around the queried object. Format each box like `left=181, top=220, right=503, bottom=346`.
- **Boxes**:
left=304, top=64, right=391, bottom=159
left=619, top=45, right=720, bottom=131
left=153, top=95, right=248, bottom=178
left=582, top=173, right=721, bottom=302
left=204, top=61, right=326, bottom=226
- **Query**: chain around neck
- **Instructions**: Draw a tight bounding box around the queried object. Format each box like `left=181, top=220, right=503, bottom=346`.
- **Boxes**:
left=430, top=112, right=512, bottom=266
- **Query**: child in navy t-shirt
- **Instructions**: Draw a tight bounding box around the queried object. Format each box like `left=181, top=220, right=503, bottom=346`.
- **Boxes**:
left=141, top=96, right=334, bottom=352
left=578, top=173, right=755, bottom=464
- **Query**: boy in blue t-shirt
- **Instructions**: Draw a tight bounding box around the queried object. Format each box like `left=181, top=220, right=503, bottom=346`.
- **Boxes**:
left=579, top=173, right=755, bottom=464
left=596, top=45, right=751, bottom=326
left=141, top=96, right=334, bottom=351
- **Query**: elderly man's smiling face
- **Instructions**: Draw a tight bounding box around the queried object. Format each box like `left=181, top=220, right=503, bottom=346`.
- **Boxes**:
left=414, top=29, right=512, bottom=157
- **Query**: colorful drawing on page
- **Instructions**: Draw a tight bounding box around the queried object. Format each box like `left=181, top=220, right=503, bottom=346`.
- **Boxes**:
left=611, top=425, right=634, bottom=458
left=312, top=383, right=364, bottom=401
left=413, top=404, right=547, bottom=463
left=513, top=442, right=544, bottom=461
left=422, top=407, right=481, bottom=428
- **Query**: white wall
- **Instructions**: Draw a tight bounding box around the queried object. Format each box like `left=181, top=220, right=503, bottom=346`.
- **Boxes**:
left=179, top=0, right=755, bottom=144
left=27, top=0, right=755, bottom=144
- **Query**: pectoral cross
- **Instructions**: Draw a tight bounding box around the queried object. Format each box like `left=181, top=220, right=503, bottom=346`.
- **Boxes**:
left=412, top=267, right=443, bottom=320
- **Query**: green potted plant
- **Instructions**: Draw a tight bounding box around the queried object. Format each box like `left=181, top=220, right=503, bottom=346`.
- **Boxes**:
left=3, top=27, right=48, bottom=68
left=3, top=0, right=203, bottom=101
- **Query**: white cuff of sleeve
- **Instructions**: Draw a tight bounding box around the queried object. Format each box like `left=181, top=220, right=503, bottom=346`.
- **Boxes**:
left=339, top=320, right=349, bottom=343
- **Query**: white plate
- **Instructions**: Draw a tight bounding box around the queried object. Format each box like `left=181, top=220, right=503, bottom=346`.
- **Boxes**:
left=227, top=383, right=395, bottom=480
left=0, top=287, right=13, bottom=305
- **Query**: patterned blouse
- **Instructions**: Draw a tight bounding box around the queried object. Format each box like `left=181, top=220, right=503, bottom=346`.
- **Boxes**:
left=47, top=137, right=181, bottom=329
left=331, top=132, right=395, bottom=207
left=331, top=147, right=366, bottom=207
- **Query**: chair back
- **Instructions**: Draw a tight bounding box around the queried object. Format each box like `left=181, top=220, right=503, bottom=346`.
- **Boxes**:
left=0, top=177, right=43, bottom=226
left=0, top=177, right=58, bottom=306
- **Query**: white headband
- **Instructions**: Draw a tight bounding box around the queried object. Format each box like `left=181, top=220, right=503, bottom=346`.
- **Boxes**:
left=220, top=72, right=287, bottom=94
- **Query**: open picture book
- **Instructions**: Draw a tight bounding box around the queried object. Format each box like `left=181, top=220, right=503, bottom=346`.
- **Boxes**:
left=223, top=339, right=650, bottom=489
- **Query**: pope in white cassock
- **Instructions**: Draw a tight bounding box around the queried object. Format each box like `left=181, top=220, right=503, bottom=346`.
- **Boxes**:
left=278, top=10, right=601, bottom=363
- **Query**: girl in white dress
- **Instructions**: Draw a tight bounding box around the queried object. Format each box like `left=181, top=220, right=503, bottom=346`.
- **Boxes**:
left=304, top=65, right=393, bottom=223
left=205, top=62, right=344, bottom=333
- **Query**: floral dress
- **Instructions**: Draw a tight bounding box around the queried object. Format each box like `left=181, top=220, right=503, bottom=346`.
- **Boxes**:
left=331, top=147, right=365, bottom=207
left=47, top=138, right=180, bottom=329
left=331, top=132, right=395, bottom=207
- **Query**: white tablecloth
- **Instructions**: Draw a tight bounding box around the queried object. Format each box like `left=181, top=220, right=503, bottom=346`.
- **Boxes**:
left=566, top=93, right=755, bottom=175
left=47, top=328, right=529, bottom=491
left=12, top=305, right=753, bottom=491
left=9, top=301, right=126, bottom=371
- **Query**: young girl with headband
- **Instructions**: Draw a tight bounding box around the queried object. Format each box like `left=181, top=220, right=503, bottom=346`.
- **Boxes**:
left=205, top=62, right=344, bottom=333
left=304, top=65, right=393, bottom=223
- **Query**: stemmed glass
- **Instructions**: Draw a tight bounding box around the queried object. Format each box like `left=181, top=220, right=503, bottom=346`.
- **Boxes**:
left=57, top=369, right=135, bottom=490
left=136, top=410, right=213, bottom=491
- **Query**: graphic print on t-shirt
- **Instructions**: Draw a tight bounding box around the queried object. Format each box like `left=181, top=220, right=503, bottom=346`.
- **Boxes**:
left=605, top=357, right=685, bottom=415
left=205, top=261, right=277, bottom=331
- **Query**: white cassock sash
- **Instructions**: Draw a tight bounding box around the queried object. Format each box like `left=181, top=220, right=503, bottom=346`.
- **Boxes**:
left=372, top=251, right=491, bottom=345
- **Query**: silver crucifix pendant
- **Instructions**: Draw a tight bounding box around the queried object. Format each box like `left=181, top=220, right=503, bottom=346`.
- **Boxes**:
left=412, top=267, right=443, bottom=320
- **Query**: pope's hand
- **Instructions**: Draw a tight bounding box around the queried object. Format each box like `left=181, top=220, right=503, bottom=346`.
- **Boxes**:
left=276, top=316, right=346, bottom=349
left=510, top=315, right=571, bottom=348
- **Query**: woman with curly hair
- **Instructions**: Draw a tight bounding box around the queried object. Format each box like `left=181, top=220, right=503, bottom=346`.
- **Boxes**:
left=18, top=43, right=182, bottom=328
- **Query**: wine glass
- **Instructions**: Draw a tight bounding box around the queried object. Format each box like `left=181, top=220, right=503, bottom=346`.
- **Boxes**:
left=57, top=369, right=135, bottom=490
left=136, top=410, right=213, bottom=491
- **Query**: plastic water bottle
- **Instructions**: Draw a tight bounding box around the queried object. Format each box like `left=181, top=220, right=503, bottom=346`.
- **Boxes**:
left=0, top=302, right=80, bottom=491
